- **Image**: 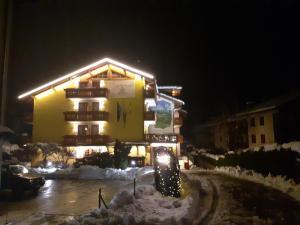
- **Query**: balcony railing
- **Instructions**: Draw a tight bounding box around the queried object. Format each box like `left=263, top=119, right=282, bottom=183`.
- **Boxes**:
left=63, top=135, right=111, bottom=146
left=64, top=111, right=109, bottom=121
left=65, top=88, right=108, bottom=98
left=145, top=89, right=155, bottom=98
left=144, top=111, right=155, bottom=121
left=145, top=134, right=182, bottom=143
left=174, top=117, right=183, bottom=126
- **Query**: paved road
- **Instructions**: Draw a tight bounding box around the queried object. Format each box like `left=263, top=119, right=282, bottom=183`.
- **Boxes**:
left=187, top=171, right=300, bottom=225
left=0, top=179, right=133, bottom=224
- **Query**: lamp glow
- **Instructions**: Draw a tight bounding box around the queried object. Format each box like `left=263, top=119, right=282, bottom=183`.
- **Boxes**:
left=157, top=154, right=171, bottom=165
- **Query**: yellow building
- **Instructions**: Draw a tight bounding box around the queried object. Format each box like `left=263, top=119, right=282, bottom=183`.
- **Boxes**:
left=18, top=58, right=185, bottom=165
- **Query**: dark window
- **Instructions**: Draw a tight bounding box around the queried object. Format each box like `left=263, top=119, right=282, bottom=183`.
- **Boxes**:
left=260, top=116, right=264, bottom=126
left=91, top=125, right=99, bottom=135
left=79, top=81, right=88, bottom=88
left=251, top=134, right=256, bottom=143
left=98, top=73, right=107, bottom=78
left=78, top=125, right=88, bottom=135
left=92, top=102, right=99, bottom=111
left=111, top=72, right=123, bottom=78
left=79, top=102, right=88, bottom=112
left=92, top=81, right=100, bottom=88
left=261, top=134, right=266, bottom=144
left=250, top=118, right=255, bottom=127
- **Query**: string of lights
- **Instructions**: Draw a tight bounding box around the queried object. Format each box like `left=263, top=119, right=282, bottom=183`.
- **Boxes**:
left=153, top=147, right=181, bottom=198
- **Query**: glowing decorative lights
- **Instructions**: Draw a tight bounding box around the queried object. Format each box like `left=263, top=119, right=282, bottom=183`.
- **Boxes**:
left=157, top=154, right=171, bottom=165
left=18, top=57, right=154, bottom=99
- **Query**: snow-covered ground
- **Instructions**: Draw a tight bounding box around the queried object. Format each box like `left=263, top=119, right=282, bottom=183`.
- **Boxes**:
left=32, top=166, right=154, bottom=180
left=58, top=185, right=193, bottom=225
left=191, top=166, right=300, bottom=202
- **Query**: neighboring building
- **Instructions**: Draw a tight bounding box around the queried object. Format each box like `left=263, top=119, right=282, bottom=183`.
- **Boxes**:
left=195, top=90, right=300, bottom=151
left=18, top=58, right=185, bottom=165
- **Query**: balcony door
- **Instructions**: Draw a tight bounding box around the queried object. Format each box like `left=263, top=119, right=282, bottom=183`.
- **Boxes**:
left=91, top=125, right=99, bottom=135
left=92, top=102, right=99, bottom=111
left=79, top=102, right=88, bottom=112
left=92, top=81, right=100, bottom=88
left=78, top=125, right=88, bottom=136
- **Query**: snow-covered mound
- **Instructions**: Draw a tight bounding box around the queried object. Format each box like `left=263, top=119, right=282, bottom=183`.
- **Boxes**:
left=61, top=185, right=193, bottom=225
left=191, top=166, right=300, bottom=202
left=32, top=166, right=154, bottom=180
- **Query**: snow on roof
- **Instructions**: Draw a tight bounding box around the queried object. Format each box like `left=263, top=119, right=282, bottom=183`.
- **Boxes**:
left=157, top=85, right=182, bottom=90
left=237, top=89, right=300, bottom=116
left=18, top=57, right=154, bottom=99
left=158, top=93, right=185, bottom=105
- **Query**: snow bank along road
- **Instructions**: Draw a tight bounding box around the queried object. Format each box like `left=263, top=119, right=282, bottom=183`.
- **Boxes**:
left=186, top=171, right=300, bottom=225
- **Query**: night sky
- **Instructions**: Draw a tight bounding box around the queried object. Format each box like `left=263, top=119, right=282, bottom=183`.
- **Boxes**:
left=7, top=0, right=300, bottom=138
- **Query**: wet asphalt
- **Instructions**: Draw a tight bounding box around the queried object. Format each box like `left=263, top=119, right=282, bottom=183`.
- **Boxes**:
left=0, top=179, right=132, bottom=224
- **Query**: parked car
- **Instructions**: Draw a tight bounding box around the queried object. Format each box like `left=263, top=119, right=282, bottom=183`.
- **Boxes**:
left=1, top=164, right=45, bottom=194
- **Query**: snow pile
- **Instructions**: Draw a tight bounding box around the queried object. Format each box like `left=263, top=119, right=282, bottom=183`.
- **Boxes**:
left=243, top=142, right=300, bottom=154
left=61, top=185, right=193, bottom=225
left=1, top=141, right=21, bottom=153
left=193, top=141, right=300, bottom=155
left=213, top=166, right=300, bottom=201
left=202, top=152, right=225, bottom=160
left=190, top=148, right=207, bottom=156
left=33, top=166, right=154, bottom=180
left=282, top=141, right=300, bottom=154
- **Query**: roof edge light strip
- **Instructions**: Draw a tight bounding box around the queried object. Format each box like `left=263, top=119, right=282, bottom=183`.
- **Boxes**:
left=18, top=57, right=154, bottom=99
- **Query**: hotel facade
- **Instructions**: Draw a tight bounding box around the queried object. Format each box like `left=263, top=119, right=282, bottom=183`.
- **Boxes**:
left=18, top=58, right=185, bottom=165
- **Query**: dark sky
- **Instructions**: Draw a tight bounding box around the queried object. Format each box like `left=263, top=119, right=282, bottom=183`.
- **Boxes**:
left=8, top=0, right=300, bottom=137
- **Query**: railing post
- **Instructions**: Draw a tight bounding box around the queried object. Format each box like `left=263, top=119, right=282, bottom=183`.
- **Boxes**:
left=133, top=178, right=136, bottom=197
left=98, top=188, right=101, bottom=208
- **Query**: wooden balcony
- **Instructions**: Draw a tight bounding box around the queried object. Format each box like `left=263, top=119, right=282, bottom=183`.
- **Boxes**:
left=145, top=89, right=155, bottom=98
left=63, top=135, right=111, bottom=146
left=145, top=134, right=180, bottom=143
left=144, top=111, right=155, bottom=121
left=174, top=117, right=183, bottom=126
left=65, top=88, right=108, bottom=98
left=64, top=111, right=109, bottom=121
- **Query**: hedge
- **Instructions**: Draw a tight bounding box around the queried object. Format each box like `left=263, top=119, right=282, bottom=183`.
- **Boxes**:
left=193, top=149, right=300, bottom=183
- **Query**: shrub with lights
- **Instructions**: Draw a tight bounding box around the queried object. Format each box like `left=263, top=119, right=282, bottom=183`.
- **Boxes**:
left=153, top=146, right=181, bottom=198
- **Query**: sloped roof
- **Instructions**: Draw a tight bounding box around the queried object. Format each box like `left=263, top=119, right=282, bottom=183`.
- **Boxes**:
left=158, top=93, right=185, bottom=105
left=237, top=89, right=300, bottom=116
left=157, top=86, right=182, bottom=90
left=18, top=58, right=154, bottom=99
